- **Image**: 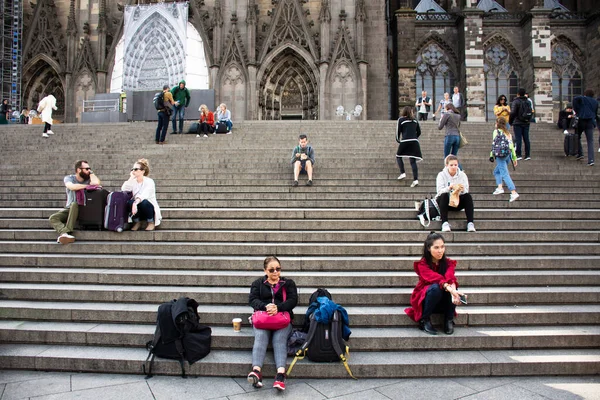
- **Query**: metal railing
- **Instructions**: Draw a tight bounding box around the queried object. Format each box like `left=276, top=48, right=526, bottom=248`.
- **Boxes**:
left=82, top=99, right=119, bottom=112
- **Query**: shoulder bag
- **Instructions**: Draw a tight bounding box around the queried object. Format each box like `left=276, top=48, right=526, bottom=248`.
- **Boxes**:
left=252, top=285, right=291, bottom=330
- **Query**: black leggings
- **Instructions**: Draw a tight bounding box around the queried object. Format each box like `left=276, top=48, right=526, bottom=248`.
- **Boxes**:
left=199, top=122, right=214, bottom=134
left=437, top=192, right=474, bottom=223
left=44, top=122, right=51, bottom=133
left=396, top=157, right=418, bottom=180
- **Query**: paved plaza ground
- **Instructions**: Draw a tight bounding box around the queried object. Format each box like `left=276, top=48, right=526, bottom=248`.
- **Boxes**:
left=0, top=370, right=598, bottom=400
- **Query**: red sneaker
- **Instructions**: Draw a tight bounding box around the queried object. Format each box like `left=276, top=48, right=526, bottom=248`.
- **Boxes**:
left=247, top=369, right=263, bottom=388
left=273, top=372, right=286, bottom=391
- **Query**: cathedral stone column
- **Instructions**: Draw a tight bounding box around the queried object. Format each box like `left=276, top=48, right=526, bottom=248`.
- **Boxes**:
left=359, top=61, right=367, bottom=120
left=530, top=3, right=553, bottom=123
left=463, top=1, right=485, bottom=122
left=246, top=0, right=257, bottom=119
left=395, top=7, right=416, bottom=115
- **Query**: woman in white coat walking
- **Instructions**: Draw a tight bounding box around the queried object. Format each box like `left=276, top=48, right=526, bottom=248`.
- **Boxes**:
left=37, top=94, right=58, bottom=138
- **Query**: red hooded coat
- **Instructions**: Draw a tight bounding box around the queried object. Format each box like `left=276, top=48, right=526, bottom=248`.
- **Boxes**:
left=404, top=257, right=458, bottom=322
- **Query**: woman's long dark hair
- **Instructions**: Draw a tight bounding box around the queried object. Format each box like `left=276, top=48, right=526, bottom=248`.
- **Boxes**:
left=401, top=106, right=414, bottom=119
left=422, top=232, right=447, bottom=274
left=496, top=95, right=508, bottom=106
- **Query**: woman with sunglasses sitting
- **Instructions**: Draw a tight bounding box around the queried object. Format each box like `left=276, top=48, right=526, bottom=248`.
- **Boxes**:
left=121, top=158, right=162, bottom=231
left=247, top=256, right=298, bottom=392
left=494, top=95, right=511, bottom=130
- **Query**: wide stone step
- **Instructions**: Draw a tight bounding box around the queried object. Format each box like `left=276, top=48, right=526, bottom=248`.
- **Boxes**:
left=1, top=218, right=598, bottom=231
left=0, top=344, right=598, bottom=377
left=1, top=240, right=599, bottom=256
left=1, top=283, right=598, bottom=306
left=2, top=198, right=595, bottom=208
left=1, top=321, right=598, bottom=351
left=1, top=207, right=597, bottom=220
left=2, top=267, right=597, bottom=287
left=2, top=229, right=599, bottom=244
left=1, top=253, right=597, bottom=271
left=1, top=301, right=599, bottom=326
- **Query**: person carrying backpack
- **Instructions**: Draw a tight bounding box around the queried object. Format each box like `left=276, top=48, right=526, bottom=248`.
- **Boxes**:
left=155, top=85, right=175, bottom=145
left=509, top=88, right=532, bottom=160
left=489, top=117, right=519, bottom=202
left=247, top=256, right=298, bottom=392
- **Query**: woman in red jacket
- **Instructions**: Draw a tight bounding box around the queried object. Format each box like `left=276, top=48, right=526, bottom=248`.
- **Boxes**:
left=197, top=104, right=215, bottom=138
left=405, top=232, right=465, bottom=335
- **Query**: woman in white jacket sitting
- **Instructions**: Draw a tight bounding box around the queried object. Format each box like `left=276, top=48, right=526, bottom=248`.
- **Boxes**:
left=436, top=155, right=475, bottom=233
left=121, top=158, right=162, bottom=231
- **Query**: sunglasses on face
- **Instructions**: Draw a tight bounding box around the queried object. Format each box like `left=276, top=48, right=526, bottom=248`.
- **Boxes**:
left=267, top=267, right=282, bottom=273
left=131, top=168, right=142, bottom=171
left=81, top=167, right=91, bottom=171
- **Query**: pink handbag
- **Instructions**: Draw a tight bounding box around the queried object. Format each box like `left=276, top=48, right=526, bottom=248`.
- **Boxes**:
left=252, top=286, right=291, bottom=330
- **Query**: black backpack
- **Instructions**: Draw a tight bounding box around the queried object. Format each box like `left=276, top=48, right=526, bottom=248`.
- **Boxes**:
left=153, top=92, right=165, bottom=110
left=143, top=297, right=212, bottom=378
left=518, top=98, right=532, bottom=122
left=287, top=289, right=356, bottom=379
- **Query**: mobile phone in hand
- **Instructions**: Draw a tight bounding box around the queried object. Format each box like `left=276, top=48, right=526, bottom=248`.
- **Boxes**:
left=459, top=294, right=468, bottom=305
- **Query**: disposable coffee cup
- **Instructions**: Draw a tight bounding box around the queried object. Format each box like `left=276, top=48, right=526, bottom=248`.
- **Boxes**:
left=232, top=318, right=242, bottom=332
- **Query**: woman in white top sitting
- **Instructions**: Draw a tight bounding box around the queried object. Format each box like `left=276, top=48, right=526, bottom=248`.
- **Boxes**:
left=121, top=158, right=162, bottom=231
left=216, top=103, right=233, bottom=132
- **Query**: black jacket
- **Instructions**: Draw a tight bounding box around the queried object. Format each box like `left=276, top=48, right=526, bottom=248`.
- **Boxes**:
left=557, top=109, right=573, bottom=130
left=509, top=97, right=530, bottom=126
left=249, top=276, right=298, bottom=318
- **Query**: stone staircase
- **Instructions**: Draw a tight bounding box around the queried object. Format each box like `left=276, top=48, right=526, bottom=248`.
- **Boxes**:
left=0, top=120, right=598, bottom=378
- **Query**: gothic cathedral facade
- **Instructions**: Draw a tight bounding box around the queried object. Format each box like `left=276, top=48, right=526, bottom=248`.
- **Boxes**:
left=20, top=0, right=600, bottom=122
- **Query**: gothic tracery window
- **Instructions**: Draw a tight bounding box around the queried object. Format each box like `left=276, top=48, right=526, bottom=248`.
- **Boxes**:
left=552, top=43, right=582, bottom=109
left=416, top=44, right=455, bottom=110
left=484, top=43, right=519, bottom=121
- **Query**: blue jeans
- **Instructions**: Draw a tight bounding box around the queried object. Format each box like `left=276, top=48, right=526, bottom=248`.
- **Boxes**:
left=577, top=118, right=595, bottom=164
left=493, top=156, right=516, bottom=191
left=443, top=135, right=460, bottom=159
left=251, top=323, right=292, bottom=369
left=421, top=284, right=455, bottom=321
left=513, top=124, right=530, bottom=158
left=171, top=105, right=185, bottom=133
left=127, top=199, right=154, bottom=223
left=155, top=111, right=169, bottom=143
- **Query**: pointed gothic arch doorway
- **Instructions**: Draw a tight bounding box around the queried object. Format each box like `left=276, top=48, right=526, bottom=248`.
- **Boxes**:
left=258, top=48, right=318, bottom=120
left=22, top=58, right=65, bottom=121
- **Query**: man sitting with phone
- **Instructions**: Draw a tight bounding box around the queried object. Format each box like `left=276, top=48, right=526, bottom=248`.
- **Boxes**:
left=291, top=134, right=315, bottom=187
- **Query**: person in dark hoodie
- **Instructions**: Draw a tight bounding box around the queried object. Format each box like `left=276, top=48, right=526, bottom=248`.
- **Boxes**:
left=557, top=103, right=574, bottom=134
left=573, top=89, right=598, bottom=166
left=509, top=88, right=532, bottom=161
left=170, top=80, right=191, bottom=134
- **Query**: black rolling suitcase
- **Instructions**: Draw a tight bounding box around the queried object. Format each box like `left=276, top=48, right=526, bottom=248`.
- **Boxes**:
left=564, top=133, right=579, bottom=156
left=78, top=188, right=109, bottom=230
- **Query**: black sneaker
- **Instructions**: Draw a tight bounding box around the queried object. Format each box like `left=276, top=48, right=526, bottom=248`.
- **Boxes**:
left=292, top=181, right=298, bottom=187
left=577, top=155, right=585, bottom=160
left=306, top=180, right=313, bottom=186
left=247, top=369, right=263, bottom=388
left=273, top=372, right=286, bottom=391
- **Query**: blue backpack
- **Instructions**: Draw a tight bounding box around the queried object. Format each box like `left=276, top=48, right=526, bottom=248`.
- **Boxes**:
left=492, top=130, right=511, bottom=158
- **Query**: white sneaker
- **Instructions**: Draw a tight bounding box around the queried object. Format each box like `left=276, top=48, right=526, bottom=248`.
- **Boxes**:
left=525, top=157, right=531, bottom=161
left=410, top=180, right=419, bottom=188
left=397, top=173, right=406, bottom=180
left=42, top=133, right=49, bottom=138
left=46, top=130, right=54, bottom=135
left=467, top=222, right=476, bottom=232
left=563, top=130, right=568, bottom=135
left=203, top=134, right=208, bottom=138
left=196, top=134, right=201, bottom=137
left=516, top=157, right=522, bottom=161
left=492, top=188, right=504, bottom=195
left=509, top=192, right=520, bottom=202
left=58, top=233, right=75, bottom=244
left=441, top=222, right=451, bottom=232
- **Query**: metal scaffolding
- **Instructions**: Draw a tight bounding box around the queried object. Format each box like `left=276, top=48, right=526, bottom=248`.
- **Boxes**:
left=1, top=0, right=23, bottom=120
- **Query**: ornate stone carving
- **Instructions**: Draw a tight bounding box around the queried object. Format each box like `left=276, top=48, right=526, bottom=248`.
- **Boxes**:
left=259, top=0, right=318, bottom=62
left=24, top=0, right=67, bottom=70
left=73, top=37, right=98, bottom=82
left=356, top=0, right=367, bottom=22
left=319, top=0, right=331, bottom=23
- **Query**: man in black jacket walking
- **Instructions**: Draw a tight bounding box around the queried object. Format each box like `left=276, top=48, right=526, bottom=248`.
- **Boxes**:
left=509, top=88, right=532, bottom=161
left=573, top=89, right=598, bottom=166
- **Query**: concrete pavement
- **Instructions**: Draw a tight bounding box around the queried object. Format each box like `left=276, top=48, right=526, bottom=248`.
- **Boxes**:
left=0, top=370, right=598, bottom=400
